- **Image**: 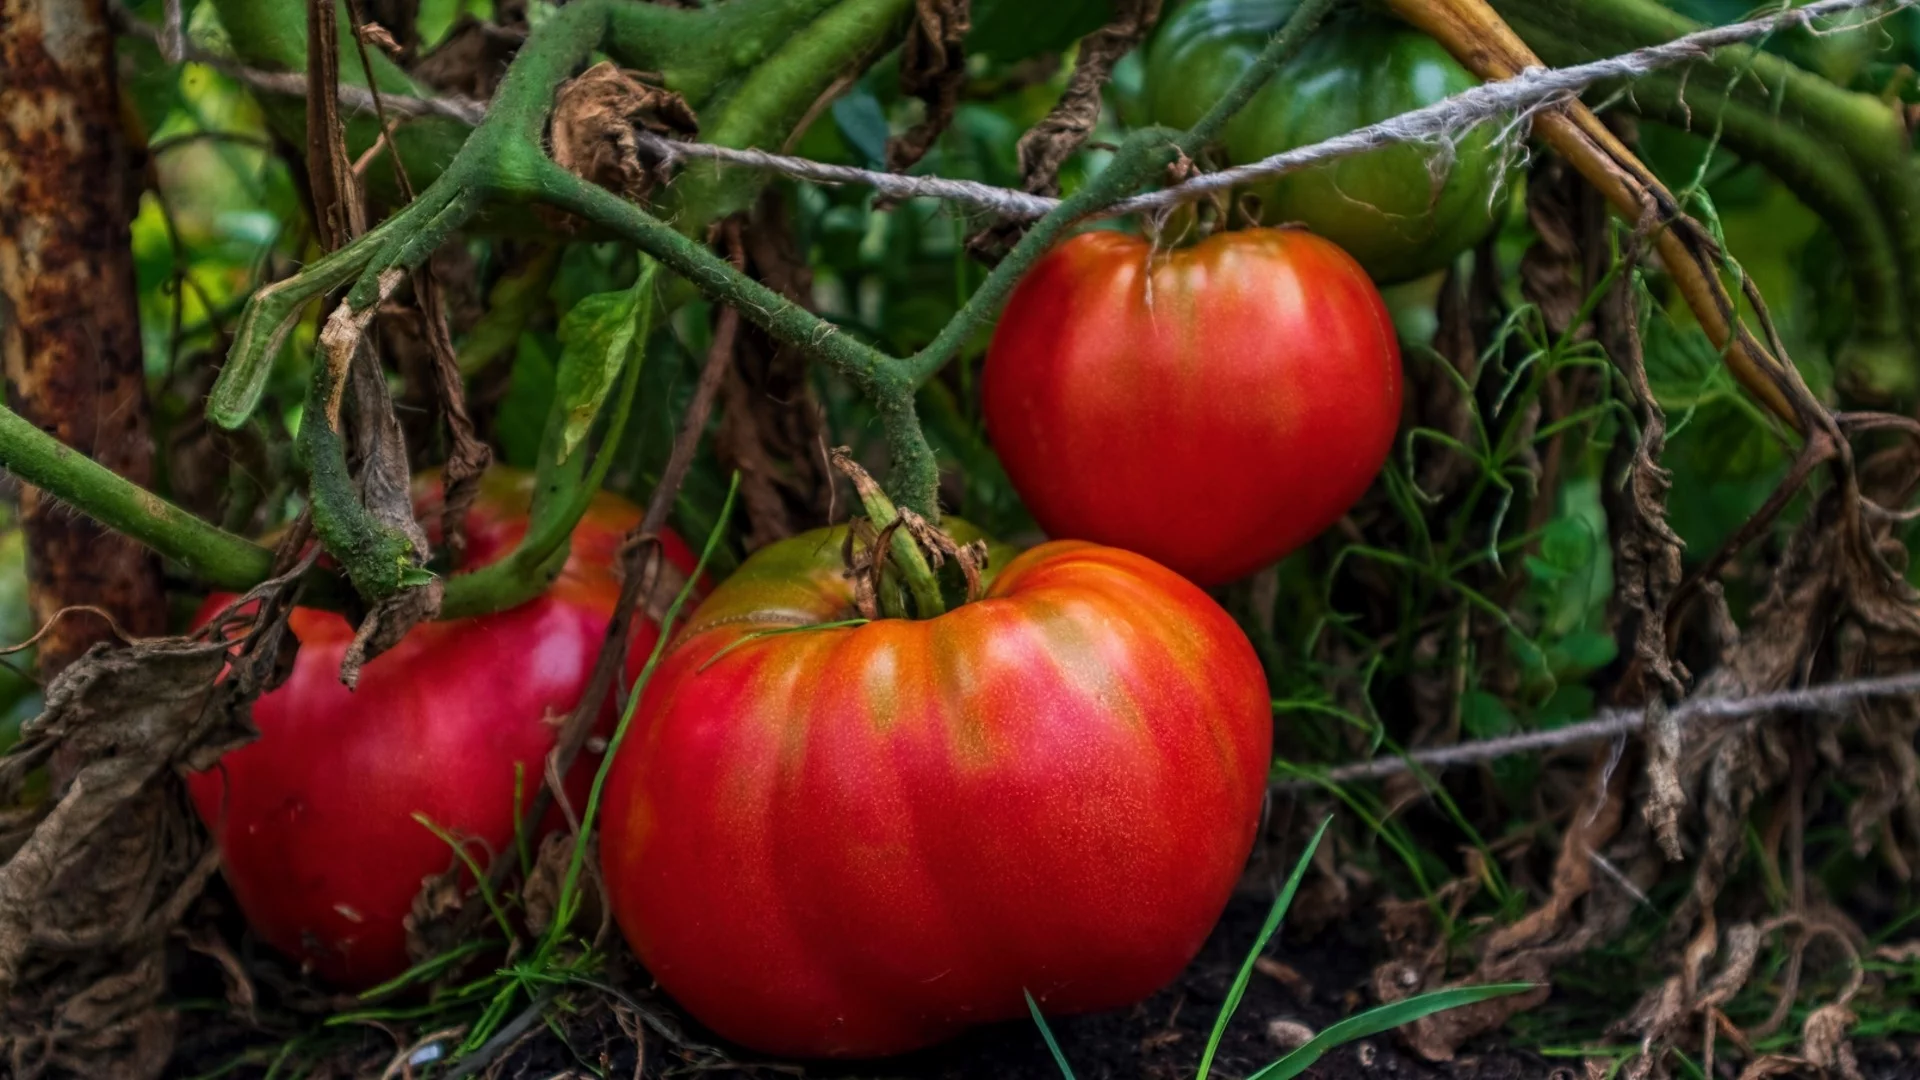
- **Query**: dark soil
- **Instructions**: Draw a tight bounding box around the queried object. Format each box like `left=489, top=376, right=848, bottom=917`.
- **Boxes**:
left=164, top=883, right=1920, bottom=1078
left=487, top=890, right=1562, bottom=1080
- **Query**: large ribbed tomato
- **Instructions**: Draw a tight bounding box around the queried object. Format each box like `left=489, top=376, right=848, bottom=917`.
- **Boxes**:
left=187, top=468, right=698, bottom=988
left=982, top=227, right=1402, bottom=587
left=599, top=525, right=1271, bottom=1057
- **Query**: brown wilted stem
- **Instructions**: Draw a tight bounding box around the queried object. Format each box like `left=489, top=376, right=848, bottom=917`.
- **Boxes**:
left=1383, top=0, right=1804, bottom=432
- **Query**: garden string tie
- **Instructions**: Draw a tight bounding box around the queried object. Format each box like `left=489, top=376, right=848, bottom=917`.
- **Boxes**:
left=124, top=0, right=1912, bottom=222
left=1279, top=669, right=1920, bottom=788
left=633, top=0, right=1916, bottom=222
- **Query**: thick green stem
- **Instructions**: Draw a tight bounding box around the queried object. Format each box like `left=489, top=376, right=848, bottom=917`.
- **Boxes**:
left=532, top=159, right=946, bottom=517
left=0, top=406, right=275, bottom=592
left=901, top=0, right=1342, bottom=385
left=664, top=0, right=913, bottom=226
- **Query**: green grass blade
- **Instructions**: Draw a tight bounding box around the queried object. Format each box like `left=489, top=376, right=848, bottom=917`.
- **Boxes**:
left=1246, top=983, right=1536, bottom=1080
left=1025, top=990, right=1078, bottom=1080
left=1195, top=815, right=1334, bottom=1080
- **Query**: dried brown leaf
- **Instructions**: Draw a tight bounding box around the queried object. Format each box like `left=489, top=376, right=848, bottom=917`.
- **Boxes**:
left=1015, top=0, right=1160, bottom=195
left=1802, top=1004, right=1864, bottom=1080
left=885, top=0, right=970, bottom=173
left=716, top=196, right=832, bottom=549
left=968, top=0, right=1159, bottom=257
left=403, top=858, right=468, bottom=967
left=0, top=588, right=295, bottom=1077
left=408, top=0, right=527, bottom=99
left=523, top=830, right=601, bottom=940
left=356, top=21, right=404, bottom=58
left=1392, top=750, right=1630, bottom=1061
left=1733, top=1055, right=1812, bottom=1080
left=337, top=288, right=442, bottom=682
left=414, top=263, right=492, bottom=567
left=549, top=62, right=697, bottom=203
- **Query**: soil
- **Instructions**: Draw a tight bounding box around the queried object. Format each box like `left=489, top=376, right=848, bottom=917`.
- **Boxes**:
left=487, top=891, right=1563, bottom=1080
left=168, top=886, right=1920, bottom=1078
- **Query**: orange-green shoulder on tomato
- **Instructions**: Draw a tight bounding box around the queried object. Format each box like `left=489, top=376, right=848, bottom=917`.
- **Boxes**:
left=676, top=517, right=1017, bottom=637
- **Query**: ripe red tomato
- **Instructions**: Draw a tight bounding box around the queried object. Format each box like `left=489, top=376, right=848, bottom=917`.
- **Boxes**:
left=187, top=468, right=698, bottom=988
left=982, top=227, right=1403, bottom=586
left=599, top=526, right=1271, bottom=1057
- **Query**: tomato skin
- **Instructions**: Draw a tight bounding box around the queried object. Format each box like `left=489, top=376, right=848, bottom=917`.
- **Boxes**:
left=187, top=468, right=699, bottom=988
left=1144, top=0, right=1506, bottom=284
left=981, top=227, right=1402, bottom=587
left=600, top=527, right=1271, bottom=1058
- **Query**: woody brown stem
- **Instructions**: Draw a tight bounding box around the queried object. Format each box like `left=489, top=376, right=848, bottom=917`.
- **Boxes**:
left=1384, top=0, right=1805, bottom=432
left=0, top=0, right=167, bottom=676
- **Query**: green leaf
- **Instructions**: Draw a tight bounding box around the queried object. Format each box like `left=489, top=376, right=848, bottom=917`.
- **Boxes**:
left=830, top=87, right=891, bottom=170
left=970, top=0, right=1112, bottom=61
left=1245, top=984, right=1536, bottom=1080
left=1551, top=629, right=1617, bottom=676
left=1523, top=554, right=1568, bottom=584
left=552, top=273, right=649, bottom=466
left=398, top=565, right=440, bottom=588
left=496, top=333, right=558, bottom=470
left=1025, top=990, right=1079, bottom=1080
left=458, top=245, right=559, bottom=377
left=1536, top=684, right=1596, bottom=729
left=1460, top=689, right=1518, bottom=739
left=1196, top=816, right=1333, bottom=1080
left=1538, top=516, right=1593, bottom=571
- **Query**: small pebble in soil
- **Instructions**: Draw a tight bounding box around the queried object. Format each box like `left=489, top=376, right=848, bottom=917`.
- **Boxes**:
left=1267, top=1019, right=1314, bottom=1050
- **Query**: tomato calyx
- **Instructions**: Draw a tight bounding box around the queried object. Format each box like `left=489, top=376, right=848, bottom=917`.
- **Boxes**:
left=828, top=447, right=988, bottom=621
left=1149, top=147, right=1271, bottom=250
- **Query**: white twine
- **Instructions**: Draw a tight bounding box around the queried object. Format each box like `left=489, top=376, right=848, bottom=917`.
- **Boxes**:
left=124, top=0, right=1905, bottom=219
left=640, top=0, right=1909, bottom=221
left=1281, top=669, right=1920, bottom=788
left=117, top=5, right=489, bottom=124
left=1110, top=0, right=1912, bottom=217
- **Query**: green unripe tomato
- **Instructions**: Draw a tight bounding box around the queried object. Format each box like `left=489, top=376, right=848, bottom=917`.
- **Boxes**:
left=1144, top=0, right=1510, bottom=284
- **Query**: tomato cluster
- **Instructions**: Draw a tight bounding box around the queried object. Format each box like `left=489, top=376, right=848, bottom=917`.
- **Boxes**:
left=193, top=2, right=1435, bottom=1056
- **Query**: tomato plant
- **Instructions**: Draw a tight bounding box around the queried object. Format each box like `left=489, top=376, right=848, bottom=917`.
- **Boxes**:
left=187, top=468, right=698, bottom=988
left=1143, top=0, right=1508, bottom=284
left=598, top=524, right=1272, bottom=1057
left=981, top=227, right=1403, bottom=587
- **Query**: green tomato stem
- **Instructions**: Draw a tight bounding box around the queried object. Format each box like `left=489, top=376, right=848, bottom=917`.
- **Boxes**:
left=833, top=449, right=947, bottom=620
left=0, top=405, right=275, bottom=593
